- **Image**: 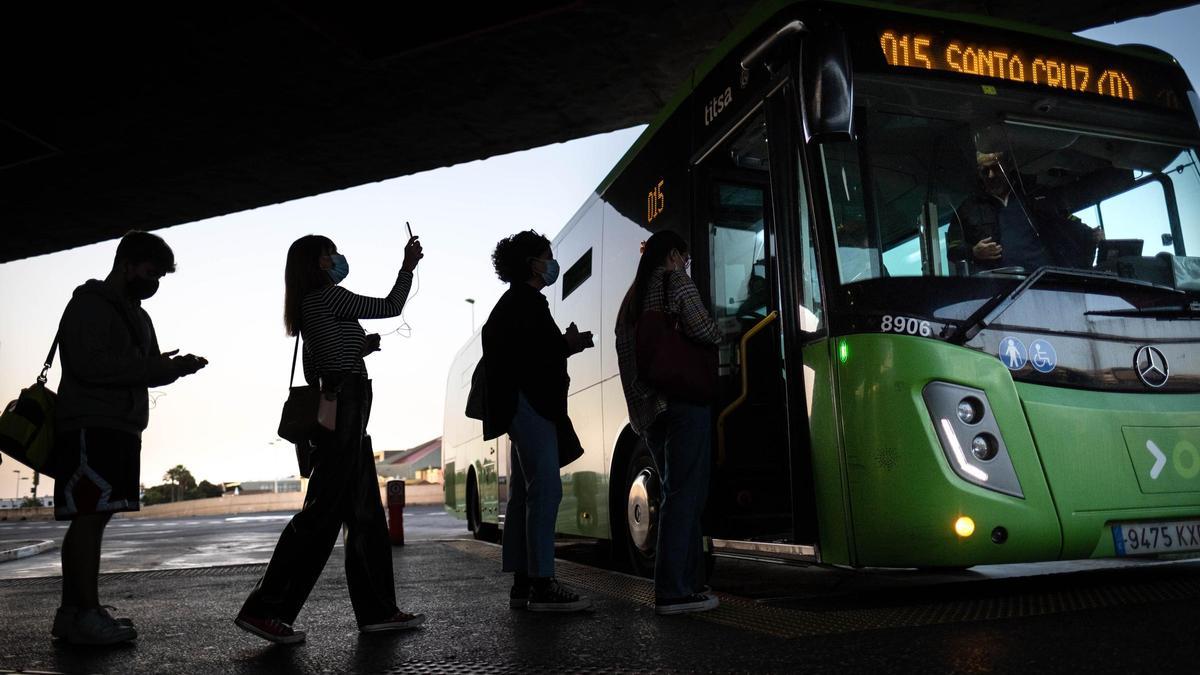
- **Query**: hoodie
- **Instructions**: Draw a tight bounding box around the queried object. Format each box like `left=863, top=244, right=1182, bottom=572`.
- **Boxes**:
left=55, top=279, right=179, bottom=435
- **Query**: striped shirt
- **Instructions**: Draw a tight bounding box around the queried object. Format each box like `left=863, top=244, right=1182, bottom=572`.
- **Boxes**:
left=301, top=271, right=413, bottom=385
left=615, top=267, right=721, bottom=434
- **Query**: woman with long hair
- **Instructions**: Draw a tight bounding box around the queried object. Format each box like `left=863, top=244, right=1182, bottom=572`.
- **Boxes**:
left=615, top=229, right=721, bottom=615
left=480, top=229, right=594, bottom=612
left=235, top=234, right=425, bottom=644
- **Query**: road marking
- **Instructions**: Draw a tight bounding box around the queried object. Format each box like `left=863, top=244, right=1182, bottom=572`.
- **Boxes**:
left=1148, top=440, right=1167, bottom=480
left=225, top=515, right=292, bottom=523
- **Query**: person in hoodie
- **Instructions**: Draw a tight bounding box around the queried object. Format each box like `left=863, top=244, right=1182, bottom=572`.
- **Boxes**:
left=52, top=230, right=207, bottom=646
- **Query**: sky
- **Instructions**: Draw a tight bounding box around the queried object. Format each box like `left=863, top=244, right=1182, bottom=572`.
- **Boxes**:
left=3, top=5, right=1200, bottom=500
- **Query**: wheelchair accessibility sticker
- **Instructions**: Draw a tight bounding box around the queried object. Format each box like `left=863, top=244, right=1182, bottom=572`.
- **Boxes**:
left=999, top=336, right=1027, bottom=370
left=1029, top=339, right=1057, bottom=373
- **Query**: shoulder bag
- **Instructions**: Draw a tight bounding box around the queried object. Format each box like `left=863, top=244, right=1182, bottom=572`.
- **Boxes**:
left=0, top=337, right=62, bottom=479
left=635, top=270, right=718, bottom=404
left=277, top=337, right=322, bottom=478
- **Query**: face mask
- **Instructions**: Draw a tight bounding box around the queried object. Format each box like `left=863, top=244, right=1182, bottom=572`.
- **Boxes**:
left=328, top=253, right=350, bottom=284
left=127, top=276, right=159, bottom=301
left=539, top=258, right=560, bottom=286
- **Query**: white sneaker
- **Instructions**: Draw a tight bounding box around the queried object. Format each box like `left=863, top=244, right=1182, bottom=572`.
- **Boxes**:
left=64, top=607, right=138, bottom=645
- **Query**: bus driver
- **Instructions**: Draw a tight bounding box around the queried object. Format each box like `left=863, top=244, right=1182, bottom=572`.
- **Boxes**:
left=949, top=151, right=1103, bottom=273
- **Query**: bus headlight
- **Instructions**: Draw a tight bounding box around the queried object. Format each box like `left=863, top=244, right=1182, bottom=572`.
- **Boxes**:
left=957, top=397, right=983, bottom=425
left=971, top=434, right=998, bottom=461
left=923, top=382, right=1024, bottom=498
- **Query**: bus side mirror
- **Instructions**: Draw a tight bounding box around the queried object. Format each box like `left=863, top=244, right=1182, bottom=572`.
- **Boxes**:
left=800, top=28, right=855, bottom=143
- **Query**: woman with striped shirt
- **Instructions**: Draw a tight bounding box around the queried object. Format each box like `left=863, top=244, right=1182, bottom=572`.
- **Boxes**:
left=236, top=234, right=425, bottom=644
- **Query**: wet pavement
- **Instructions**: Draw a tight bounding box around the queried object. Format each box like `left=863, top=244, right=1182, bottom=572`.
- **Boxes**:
left=0, top=506, right=466, bottom=578
left=2, top=534, right=1200, bottom=673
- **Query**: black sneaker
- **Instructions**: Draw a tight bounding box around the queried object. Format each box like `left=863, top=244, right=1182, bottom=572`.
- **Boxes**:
left=510, top=580, right=531, bottom=609
left=526, top=578, right=591, bottom=612
left=655, top=593, right=719, bottom=616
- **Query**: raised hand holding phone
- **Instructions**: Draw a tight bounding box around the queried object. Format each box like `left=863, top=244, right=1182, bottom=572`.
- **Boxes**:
left=402, top=232, right=423, bottom=272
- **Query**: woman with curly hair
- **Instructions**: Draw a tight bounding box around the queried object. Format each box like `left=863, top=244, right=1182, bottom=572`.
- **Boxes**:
left=480, top=229, right=594, bottom=612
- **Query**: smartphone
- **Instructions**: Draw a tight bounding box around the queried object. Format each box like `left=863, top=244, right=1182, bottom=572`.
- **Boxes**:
left=406, top=221, right=414, bottom=239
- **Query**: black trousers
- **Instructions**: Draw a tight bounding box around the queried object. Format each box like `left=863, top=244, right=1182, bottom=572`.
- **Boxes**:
left=241, top=376, right=397, bottom=626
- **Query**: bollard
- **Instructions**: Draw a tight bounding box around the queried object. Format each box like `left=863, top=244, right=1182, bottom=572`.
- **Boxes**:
left=386, top=479, right=405, bottom=546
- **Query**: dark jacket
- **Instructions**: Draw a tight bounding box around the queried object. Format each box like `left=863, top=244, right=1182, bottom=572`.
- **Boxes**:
left=479, top=284, right=582, bottom=466
left=949, top=191, right=1097, bottom=272
left=55, top=280, right=178, bottom=435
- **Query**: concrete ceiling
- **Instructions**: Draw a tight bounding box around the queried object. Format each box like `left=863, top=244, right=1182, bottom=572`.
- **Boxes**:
left=3, top=1, right=1195, bottom=262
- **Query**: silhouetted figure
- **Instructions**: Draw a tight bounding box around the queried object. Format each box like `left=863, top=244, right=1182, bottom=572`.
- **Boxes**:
left=235, top=234, right=424, bottom=644
left=52, top=230, right=207, bottom=646
left=481, top=230, right=593, bottom=612
left=615, top=230, right=722, bottom=615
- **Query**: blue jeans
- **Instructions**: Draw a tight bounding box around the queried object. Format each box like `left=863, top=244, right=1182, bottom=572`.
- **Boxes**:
left=643, top=400, right=711, bottom=600
left=502, top=392, right=563, bottom=578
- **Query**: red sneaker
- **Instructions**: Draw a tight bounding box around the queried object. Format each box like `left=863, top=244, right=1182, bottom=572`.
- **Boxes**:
left=234, top=613, right=306, bottom=644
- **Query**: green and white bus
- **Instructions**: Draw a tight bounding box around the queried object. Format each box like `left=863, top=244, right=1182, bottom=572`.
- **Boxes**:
left=444, top=0, right=1200, bottom=571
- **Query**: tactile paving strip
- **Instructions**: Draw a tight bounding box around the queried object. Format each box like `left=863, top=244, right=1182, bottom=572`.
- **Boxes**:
left=447, top=540, right=1200, bottom=639
left=385, top=663, right=698, bottom=674
left=0, top=563, right=268, bottom=588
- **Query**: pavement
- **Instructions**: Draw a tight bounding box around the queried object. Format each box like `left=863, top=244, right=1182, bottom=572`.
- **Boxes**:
left=1, top=535, right=1200, bottom=673
left=0, top=506, right=466, bottom=578
left=5, top=509, right=1200, bottom=672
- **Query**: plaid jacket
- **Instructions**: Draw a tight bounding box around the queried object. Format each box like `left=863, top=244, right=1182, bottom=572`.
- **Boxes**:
left=615, top=267, right=721, bottom=434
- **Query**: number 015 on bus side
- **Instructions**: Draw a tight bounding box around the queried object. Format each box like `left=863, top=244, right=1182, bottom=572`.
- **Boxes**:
left=1112, top=520, right=1200, bottom=556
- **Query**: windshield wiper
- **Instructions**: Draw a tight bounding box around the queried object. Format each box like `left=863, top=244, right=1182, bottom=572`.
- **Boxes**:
left=946, top=266, right=1186, bottom=345
left=1085, top=301, right=1200, bottom=319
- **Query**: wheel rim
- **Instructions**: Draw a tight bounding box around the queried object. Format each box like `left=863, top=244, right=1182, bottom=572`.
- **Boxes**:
left=627, top=467, right=660, bottom=553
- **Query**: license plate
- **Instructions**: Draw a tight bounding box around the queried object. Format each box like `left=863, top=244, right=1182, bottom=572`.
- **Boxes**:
left=1112, top=520, right=1200, bottom=556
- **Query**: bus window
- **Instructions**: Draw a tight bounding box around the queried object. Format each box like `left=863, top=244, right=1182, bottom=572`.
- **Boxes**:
left=818, top=100, right=1200, bottom=287
left=705, top=115, right=773, bottom=351
left=797, top=158, right=823, bottom=334
left=561, top=247, right=593, bottom=300
left=820, top=142, right=880, bottom=284
left=1075, top=171, right=1174, bottom=258
left=711, top=185, right=767, bottom=325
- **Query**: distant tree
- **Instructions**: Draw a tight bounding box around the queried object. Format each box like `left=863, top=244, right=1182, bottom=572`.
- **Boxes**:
left=20, top=496, right=40, bottom=508
left=163, top=465, right=197, bottom=502
left=185, top=480, right=225, bottom=500
left=142, top=484, right=173, bottom=506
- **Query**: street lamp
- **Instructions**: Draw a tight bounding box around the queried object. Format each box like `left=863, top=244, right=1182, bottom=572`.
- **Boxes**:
left=465, top=298, right=476, bottom=333
left=13, top=470, right=28, bottom=504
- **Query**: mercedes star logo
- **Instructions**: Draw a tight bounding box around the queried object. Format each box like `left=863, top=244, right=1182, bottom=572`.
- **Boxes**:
left=1134, top=346, right=1170, bottom=388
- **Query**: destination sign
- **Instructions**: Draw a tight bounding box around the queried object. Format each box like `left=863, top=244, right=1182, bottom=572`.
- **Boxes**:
left=873, top=26, right=1185, bottom=111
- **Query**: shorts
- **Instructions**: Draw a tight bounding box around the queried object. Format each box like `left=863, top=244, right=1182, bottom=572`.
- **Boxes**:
left=54, top=427, right=141, bottom=520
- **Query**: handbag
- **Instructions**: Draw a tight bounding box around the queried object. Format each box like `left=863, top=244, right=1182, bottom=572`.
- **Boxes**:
left=0, top=337, right=62, bottom=479
left=635, top=270, right=718, bottom=404
left=277, top=336, right=321, bottom=448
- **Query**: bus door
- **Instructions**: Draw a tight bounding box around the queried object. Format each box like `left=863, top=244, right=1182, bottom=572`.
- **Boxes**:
left=695, top=108, right=795, bottom=541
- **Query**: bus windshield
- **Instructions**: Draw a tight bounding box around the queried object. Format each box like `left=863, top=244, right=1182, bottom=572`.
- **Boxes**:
left=820, top=82, right=1200, bottom=292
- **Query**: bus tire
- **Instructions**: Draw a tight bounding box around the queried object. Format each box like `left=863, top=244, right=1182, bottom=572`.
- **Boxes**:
left=467, top=471, right=499, bottom=543
left=613, top=439, right=659, bottom=578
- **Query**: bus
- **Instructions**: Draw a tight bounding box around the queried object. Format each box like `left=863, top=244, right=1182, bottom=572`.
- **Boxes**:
left=443, top=0, right=1200, bottom=572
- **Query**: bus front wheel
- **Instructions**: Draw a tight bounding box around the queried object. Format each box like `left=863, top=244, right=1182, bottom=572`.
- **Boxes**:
left=616, top=441, right=660, bottom=578
left=466, top=472, right=499, bottom=543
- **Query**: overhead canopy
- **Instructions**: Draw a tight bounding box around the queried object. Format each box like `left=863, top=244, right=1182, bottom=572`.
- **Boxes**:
left=2, top=1, right=1195, bottom=262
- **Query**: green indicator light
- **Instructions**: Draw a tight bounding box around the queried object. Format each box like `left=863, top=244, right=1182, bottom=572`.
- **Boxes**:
left=838, top=340, right=850, bottom=364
